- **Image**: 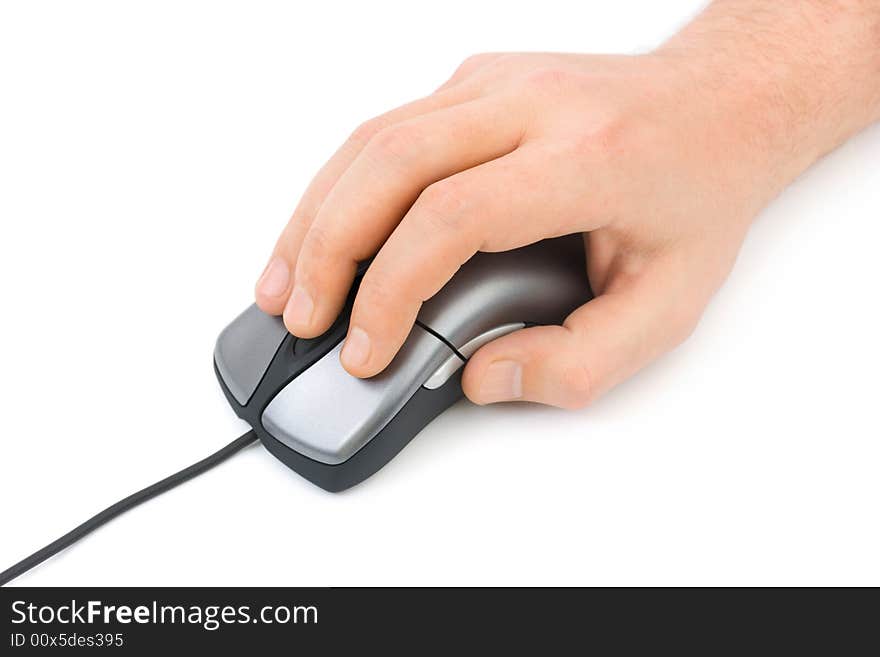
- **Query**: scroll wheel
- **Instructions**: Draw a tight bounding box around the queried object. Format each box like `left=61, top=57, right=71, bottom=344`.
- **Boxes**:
left=293, top=309, right=350, bottom=356
left=294, top=325, right=341, bottom=356
left=422, top=322, right=524, bottom=390
left=293, top=336, right=322, bottom=356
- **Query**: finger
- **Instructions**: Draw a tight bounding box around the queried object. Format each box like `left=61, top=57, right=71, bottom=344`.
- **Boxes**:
left=254, top=83, right=482, bottom=314
left=462, top=258, right=703, bottom=408
left=338, top=144, right=584, bottom=377
left=435, top=52, right=505, bottom=92
left=286, top=94, right=529, bottom=339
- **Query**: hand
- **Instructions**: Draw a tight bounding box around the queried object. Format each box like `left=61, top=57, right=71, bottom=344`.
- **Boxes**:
left=255, top=6, right=880, bottom=408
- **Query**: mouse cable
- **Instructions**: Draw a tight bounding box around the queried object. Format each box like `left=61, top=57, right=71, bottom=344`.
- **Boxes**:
left=0, top=429, right=259, bottom=587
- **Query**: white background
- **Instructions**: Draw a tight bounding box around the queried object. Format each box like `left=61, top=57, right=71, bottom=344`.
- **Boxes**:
left=1, top=0, right=878, bottom=586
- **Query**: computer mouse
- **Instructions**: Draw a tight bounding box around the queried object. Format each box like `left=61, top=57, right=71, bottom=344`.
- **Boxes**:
left=214, top=234, right=592, bottom=491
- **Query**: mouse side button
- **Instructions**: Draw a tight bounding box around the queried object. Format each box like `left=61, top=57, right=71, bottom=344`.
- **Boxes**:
left=423, top=322, right=523, bottom=390
left=214, top=304, right=289, bottom=406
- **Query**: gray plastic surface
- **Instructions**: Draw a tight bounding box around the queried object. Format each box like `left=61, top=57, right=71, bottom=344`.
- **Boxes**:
left=261, top=324, right=456, bottom=465
left=423, top=322, right=524, bottom=390
left=416, top=235, right=589, bottom=350
left=214, top=304, right=289, bottom=405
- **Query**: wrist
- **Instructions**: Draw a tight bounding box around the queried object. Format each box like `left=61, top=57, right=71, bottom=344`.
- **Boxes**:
left=655, top=1, right=880, bottom=201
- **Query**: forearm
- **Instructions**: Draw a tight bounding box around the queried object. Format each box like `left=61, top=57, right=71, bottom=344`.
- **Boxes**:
left=658, top=0, right=880, bottom=201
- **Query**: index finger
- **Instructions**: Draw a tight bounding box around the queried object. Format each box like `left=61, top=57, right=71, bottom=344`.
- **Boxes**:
left=254, top=83, right=483, bottom=315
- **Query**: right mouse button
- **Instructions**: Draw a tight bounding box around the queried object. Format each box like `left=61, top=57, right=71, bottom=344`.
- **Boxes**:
left=423, top=322, right=524, bottom=390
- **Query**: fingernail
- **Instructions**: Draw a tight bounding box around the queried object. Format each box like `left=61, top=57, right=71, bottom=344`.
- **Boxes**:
left=286, top=286, right=315, bottom=327
left=341, top=326, right=371, bottom=369
left=257, top=257, right=290, bottom=297
left=478, top=360, right=523, bottom=403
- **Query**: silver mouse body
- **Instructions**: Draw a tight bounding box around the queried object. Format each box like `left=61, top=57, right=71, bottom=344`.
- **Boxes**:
left=215, top=234, right=591, bottom=491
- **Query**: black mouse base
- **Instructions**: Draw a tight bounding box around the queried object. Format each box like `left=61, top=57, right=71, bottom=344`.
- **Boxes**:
left=214, top=355, right=463, bottom=493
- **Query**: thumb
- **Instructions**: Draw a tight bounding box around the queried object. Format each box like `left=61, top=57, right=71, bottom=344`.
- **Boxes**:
left=462, top=270, right=700, bottom=409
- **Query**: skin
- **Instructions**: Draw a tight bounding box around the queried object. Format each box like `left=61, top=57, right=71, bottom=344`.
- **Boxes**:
left=256, top=0, right=880, bottom=409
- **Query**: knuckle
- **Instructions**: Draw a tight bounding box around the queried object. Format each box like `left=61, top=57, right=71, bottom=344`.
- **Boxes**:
left=487, top=52, right=523, bottom=71
left=301, top=222, right=334, bottom=262
left=365, top=123, right=424, bottom=167
left=453, top=52, right=508, bottom=77
left=559, top=363, right=595, bottom=409
left=651, top=293, right=703, bottom=352
left=453, top=53, right=487, bottom=78
left=458, top=52, right=492, bottom=71
left=470, top=52, right=497, bottom=64
left=356, top=266, right=399, bottom=313
left=289, top=205, right=318, bottom=232
left=522, top=67, right=578, bottom=94
left=348, top=116, right=389, bottom=150
left=574, top=110, right=648, bottom=160
left=414, top=181, right=469, bottom=233
left=290, top=210, right=313, bottom=229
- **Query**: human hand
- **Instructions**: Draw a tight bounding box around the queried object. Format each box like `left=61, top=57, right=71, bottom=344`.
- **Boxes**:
left=255, top=5, right=880, bottom=409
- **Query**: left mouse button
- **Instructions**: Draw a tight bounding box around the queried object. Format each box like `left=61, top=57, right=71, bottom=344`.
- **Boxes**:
left=260, top=325, right=456, bottom=465
left=215, top=304, right=289, bottom=406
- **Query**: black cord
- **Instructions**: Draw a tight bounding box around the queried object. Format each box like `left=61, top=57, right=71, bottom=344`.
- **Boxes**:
left=0, top=429, right=258, bottom=586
